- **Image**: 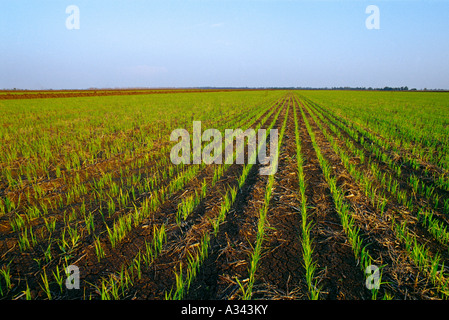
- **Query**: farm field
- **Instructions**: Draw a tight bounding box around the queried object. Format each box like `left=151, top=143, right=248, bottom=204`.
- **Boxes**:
left=1, top=89, right=449, bottom=300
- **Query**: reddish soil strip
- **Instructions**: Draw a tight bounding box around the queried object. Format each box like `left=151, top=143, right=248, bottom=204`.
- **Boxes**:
left=0, top=89, right=265, bottom=100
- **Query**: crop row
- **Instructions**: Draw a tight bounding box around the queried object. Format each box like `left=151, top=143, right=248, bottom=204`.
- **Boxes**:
left=296, top=96, right=379, bottom=299
left=299, top=93, right=449, bottom=298
left=88, top=94, right=287, bottom=300
left=0, top=91, right=287, bottom=299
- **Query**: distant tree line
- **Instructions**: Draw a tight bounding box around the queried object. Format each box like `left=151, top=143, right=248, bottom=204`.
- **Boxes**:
left=331, top=86, right=410, bottom=91
left=255, top=86, right=448, bottom=92
left=261, top=86, right=414, bottom=91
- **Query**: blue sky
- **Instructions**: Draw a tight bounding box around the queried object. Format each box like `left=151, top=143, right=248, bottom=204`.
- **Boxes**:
left=0, top=0, right=448, bottom=89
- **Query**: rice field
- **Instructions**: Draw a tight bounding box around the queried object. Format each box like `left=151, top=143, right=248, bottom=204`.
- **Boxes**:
left=1, top=89, right=449, bottom=300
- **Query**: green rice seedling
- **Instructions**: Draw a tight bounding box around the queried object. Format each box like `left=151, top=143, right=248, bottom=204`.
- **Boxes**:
left=42, top=216, right=56, bottom=234
left=4, top=196, right=15, bottom=213
left=98, top=280, right=111, bottom=300
left=425, top=185, right=435, bottom=199
left=94, top=236, right=105, bottom=262
left=84, top=212, right=95, bottom=235
left=44, top=242, right=53, bottom=263
left=171, top=263, right=185, bottom=300
left=418, top=210, right=449, bottom=246
left=18, top=226, right=36, bottom=251
left=22, top=283, right=32, bottom=300
left=55, top=165, right=61, bottom=178
left=100, top=275, right=121, bottom=300
left=110, top=182, right=120, bottom=198
left=118, top=188, right=130, bottom=209
left=52, top=265, right=64, bottom=293
left=184, top=233, right=211, bottom=297
left=131, top=203, right=142, bottom=228
left=142, top=240, right=155, bottom=266
left=133, top=252, right=142, bottom=280
left=32, top=183, right=45, bottom=199
left=434, top=193, right=440, bottom=210
left=176, top=193, right=197, bottom=225
left=409, top=175, right=420, bottom=194
left=152, top=224, right=166, bottom=258
left=209, top=189, right=235, bottom=237
left=185, top=252, right=200, bottom=291
left=201, top=178, right=207, bottom=198
left=67, top=224, right=81, bottom=249
left=10, top=213, right=25, bottom=232
left=0, top=266, right=12, bottom=296
left=40, top=269, right=52, bottom=300
left=25, top=205, right=41, bottom=222
left=58, top=228, right=70, bottom=255
left=107, top=197, right=116, bottom=218
left=58, top=194, right=64, bottom=209
left=119, top=266, right=134, bottom=295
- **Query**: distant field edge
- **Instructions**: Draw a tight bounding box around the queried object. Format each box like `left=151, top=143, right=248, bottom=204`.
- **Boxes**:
left=0, top=88, right=273, bottom=100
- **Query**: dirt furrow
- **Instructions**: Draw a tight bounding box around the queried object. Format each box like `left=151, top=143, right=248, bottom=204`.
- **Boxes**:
left=296, top=98, right=371, bottom=300
left=117, top=97, right=287, bottom=299
left=249, top=97, right=308, bottom=299
left=184, top=100, right=288, bottom=300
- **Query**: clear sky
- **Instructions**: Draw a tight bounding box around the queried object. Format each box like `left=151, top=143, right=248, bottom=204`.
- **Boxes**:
left=1, top=0, right=448, bottom=90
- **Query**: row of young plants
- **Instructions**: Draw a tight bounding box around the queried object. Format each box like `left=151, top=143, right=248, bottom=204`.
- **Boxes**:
left=300, top=96, right=449, bottom=298
left=2, top=119, right=205, bottom=240
left=105, top=92, right=286, bottom=251
left=3, top=106, right=253, bottom=299
left=165, top=97, right=287, bottom=300
left=238, top=101, right=289, bottom=299
left=161, top=98, right=287, bottom=300
left=305, top=96, right=449, bottom=213
left=295, top=96, right=380, bottom=300
left=0, top=92, right=287, bottom=300
left=7, top=150, right=181, bottom=255
left=6, top=129, right=203, bottom=259
left=0, top=91, right=273, bottom=192
left=1, top=91, right=266, bottom=219
left=301, top=92, right=449, bottom=192
left=329, top=92, right=447, bottom=169
left=303, top=97, right=449, bottom=252
left=92, top=95, right=287, bottom=300
left=292, top=101, right=320, bottom=300
left=171, top=95, right=286, bottom=229
left=96, top=94, right=283, bottom=262
left=0, top=91, right=278, bottom=232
